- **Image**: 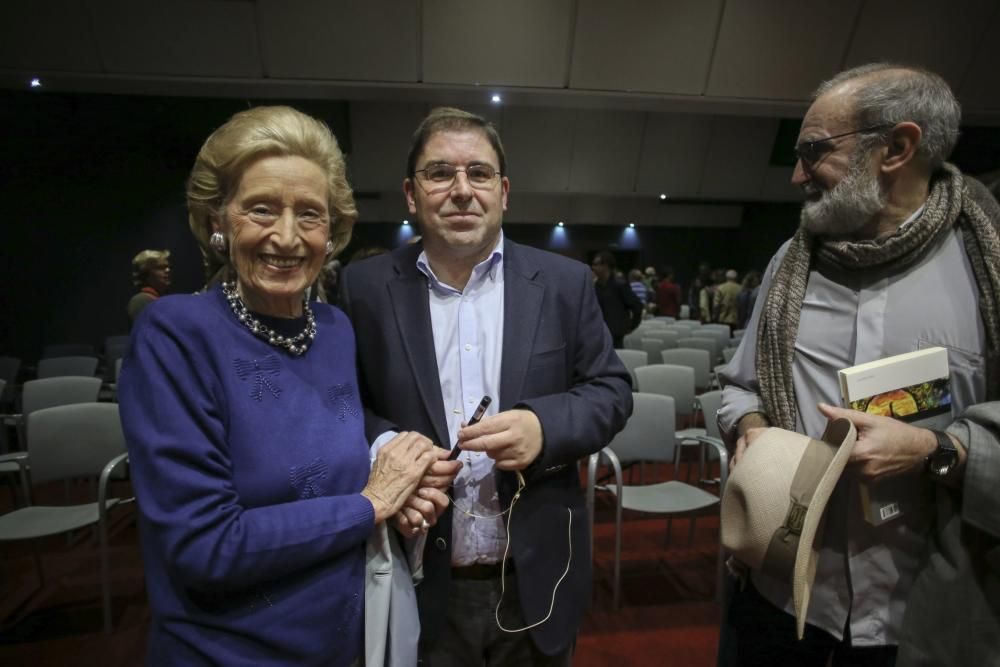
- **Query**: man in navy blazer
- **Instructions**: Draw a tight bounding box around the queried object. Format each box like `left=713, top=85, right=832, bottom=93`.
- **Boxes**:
left=340, top=107, right=632, bottom=665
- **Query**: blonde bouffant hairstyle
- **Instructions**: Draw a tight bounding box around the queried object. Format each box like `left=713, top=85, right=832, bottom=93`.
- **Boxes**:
left=131, top=249, right=171, bottom=288
left=187, top=105, right=357, bottom=285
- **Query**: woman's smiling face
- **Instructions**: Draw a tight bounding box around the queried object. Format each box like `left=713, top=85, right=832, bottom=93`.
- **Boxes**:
left=217, top=154, right=330, bottom=317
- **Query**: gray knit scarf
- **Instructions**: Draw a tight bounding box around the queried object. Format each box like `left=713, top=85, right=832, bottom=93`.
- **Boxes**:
left=757, top=163, right=1000, bottom=430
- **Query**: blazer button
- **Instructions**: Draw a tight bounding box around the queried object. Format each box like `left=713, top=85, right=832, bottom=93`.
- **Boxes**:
left=435, top=537, right=447, bottom=551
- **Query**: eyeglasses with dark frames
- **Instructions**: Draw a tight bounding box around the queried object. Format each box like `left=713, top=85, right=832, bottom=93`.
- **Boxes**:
left=793, top=124, right=894, bottom=166
left=413, top=163, right=501, bottom=194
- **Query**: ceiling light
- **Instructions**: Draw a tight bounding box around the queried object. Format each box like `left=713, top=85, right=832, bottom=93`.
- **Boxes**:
left=491, top=94, right=502, bottom=104
left=29, top=77, right=41, bottom=88
left=557, top=221, right=564, bottom=227
left=659, top=193, right=667, bottom=200
left=628, top=223, right=635, bottom=229
left=402, top=220, right=410, bottom=226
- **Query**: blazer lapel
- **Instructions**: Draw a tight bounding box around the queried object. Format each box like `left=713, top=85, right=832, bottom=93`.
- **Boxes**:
left=387, top=258, right=451, bottom=449
left=499, top=240, right=544, bottom=411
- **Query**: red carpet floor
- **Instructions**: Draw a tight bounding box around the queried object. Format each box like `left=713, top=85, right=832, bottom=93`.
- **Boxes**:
left=0, top=461, right=723, bottom=666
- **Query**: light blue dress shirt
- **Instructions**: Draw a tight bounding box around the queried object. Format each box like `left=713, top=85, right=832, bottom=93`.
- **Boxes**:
left=372, top=233, right=508, bottom=567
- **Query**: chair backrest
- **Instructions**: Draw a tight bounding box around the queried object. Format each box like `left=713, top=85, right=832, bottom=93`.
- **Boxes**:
left=0, top=356, right=19, bottom=403
left=623, top=332, right=644, bottom=351
left=653, top=316, right=676, bottom=324
left=21, top=377, right=102, bottom=416
left=696, top=389, right=724, bottom=439
left=640, top=337, right=671, bottom=359
left=115, top=358, right=124, bottom=384
left=615, top=349, right=648, bottom=389
left=42, top=343, right=95, bottom=358
left=27, top=403, right=126, bottom=486
left=677, top=337, right=719, bottom=363
left=634, top=364, right=696, bottom=419
left=642, top=330, right=681, bottom=347
left=636, top=319, right=668, bottom=330
left=660, top=347, right=712, bottom=390
left=678, top=305, right=690, bottom=320
left=37, top=355, right=99, bottom=379
left=103, top=341, right=130, bottom=382
left=692, top=326, right=731, bottom=349
left=668, top=320, right=700, bottom=331
left=606, top=393, right=677, bottom=465
left=722, top=346, right=739, bottom=363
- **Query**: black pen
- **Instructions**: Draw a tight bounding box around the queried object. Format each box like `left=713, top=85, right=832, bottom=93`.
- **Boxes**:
left=448, top=396, right=492, bottom=461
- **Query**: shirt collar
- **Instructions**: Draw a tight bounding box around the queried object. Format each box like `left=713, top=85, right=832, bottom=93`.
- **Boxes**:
left=416, top=231, right=505, bottom=292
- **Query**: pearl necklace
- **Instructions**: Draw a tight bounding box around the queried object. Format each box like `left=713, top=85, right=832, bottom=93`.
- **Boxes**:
left=222, top=282, right=316, bottom=356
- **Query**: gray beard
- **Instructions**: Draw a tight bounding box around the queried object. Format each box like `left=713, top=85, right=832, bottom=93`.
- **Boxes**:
left=800, top=155, right=884, bottom=237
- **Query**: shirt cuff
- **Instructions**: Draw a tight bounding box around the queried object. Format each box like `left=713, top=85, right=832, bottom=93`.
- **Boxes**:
left=370, top=430, right=398, bottom=466
left=719, top=386, right=766, bottom=442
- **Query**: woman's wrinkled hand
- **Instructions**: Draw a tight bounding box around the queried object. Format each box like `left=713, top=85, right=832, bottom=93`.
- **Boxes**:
left=361, top=431, right=436, bottom=524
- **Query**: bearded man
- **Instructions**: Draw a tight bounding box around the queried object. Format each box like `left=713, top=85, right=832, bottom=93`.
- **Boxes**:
left=717, top=63, right=1000, bottom=666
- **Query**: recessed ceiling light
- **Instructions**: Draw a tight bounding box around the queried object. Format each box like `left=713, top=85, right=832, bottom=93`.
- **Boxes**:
left=29, top=78, right=41, bottom=88
left=402, top=220, right=409, bottom=226
left=491, top=94, right=502, bottom=104
left=557, top=221, right=564, bottom=227
left=659, top=193, right=667, bottom=200
left=628, top=223, right=635, bottom=228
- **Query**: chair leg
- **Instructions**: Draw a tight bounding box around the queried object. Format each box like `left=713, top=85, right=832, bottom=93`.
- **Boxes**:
left=99, top=511, right=112, bottom=634
left=613, top=496, right=622, bottom=610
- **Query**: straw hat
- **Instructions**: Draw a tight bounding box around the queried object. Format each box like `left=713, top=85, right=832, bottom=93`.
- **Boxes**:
left=720, top=418, right=857, bottom=638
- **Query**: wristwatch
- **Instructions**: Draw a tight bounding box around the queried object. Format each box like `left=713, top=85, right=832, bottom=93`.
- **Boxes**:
left=925, top=430, right=959, bottom=478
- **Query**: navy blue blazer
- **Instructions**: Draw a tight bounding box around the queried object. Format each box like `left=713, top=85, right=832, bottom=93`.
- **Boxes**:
left=340, top=237, right=632, bottom=656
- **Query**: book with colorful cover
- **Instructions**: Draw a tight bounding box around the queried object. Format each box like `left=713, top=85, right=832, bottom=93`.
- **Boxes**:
left=838, top=347, right=952, bottom=525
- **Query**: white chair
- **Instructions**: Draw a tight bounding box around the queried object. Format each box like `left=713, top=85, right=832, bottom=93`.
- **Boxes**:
left=0, top=403, right=132, bottom=633
left=679, top=305, right=691, bottom=320
left=676, top=336, right=720, bottom=364
left=642, top=329, right=681, bottom=350
left=661, top=347, right=712, bottom=392
left=639, top=337, right=672, bottom=361
left=634, top=364, right=707, bottom=478
left=614, top=349, right=648, bottom=390
left=586, top=393, right=728, bottom=608
left=694, top=389, right=726, bottom=484
left=37, top=356, right=99, bottom=379
left=623, top=332, right=644, bottom=351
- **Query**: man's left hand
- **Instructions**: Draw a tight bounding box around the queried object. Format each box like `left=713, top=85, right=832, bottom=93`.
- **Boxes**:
left=817, top=403, right=936, bottom=480
left=457, top=409, right=543, bottom=472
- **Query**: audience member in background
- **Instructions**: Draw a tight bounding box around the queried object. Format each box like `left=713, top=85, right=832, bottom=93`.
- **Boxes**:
left=643, top=265, right=658, bottom=292
left=688, top=275, right=705, bottom=321
left=718, top=63, right=1000, bottom=667
left=736, top=270, right=761, bottom=329
left=349, top=245, right=391, bottom=264
left=119, top=105, right=436, bottom=667
left=699, top=268, right=723, bottom=322
left=655, top=266, right=682, bottom=318
left=340, top=106, right=632, bottom=666
left=127, top=249, right=171, bottom=326
left=592, top=250, right=644, bottom=347
left=713, top=269, right=742, bottom=331
left=628, top=268, right=650, bottom=305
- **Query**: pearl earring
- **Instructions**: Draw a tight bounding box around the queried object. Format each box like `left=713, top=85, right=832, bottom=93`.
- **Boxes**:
left=325, top=240, right=335, bottom=255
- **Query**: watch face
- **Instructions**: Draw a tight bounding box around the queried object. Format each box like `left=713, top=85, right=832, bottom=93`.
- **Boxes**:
left=928, top=440, right=959, bottom=477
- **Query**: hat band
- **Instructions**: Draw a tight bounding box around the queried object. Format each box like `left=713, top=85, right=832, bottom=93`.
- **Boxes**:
left=761, top=436, right=838, bottom=582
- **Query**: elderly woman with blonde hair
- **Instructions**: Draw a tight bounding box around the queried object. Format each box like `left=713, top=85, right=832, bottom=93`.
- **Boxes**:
left=119, top=106, right=436, bottom=667
left=127, top=248, right=171, bottom=324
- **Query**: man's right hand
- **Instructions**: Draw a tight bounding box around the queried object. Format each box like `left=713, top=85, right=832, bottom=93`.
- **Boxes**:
left=731, top=412, right=771, bottom=472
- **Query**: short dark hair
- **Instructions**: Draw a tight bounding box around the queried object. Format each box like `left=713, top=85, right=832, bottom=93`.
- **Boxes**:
left=593, top=250, right=616, bottom=270
left=406, top=107, right=507, bottom=179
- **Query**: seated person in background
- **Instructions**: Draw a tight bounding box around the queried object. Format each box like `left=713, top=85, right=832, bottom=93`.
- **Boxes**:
left=127, top=249, right=171, bottom=325
left=119, top=105, right=436, bottom=667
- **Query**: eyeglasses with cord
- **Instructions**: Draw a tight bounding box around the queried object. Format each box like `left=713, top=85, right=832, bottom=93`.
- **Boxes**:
left=413, top=162, right=501, bottom=194
left=793, top=124, right=894, bottom=167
